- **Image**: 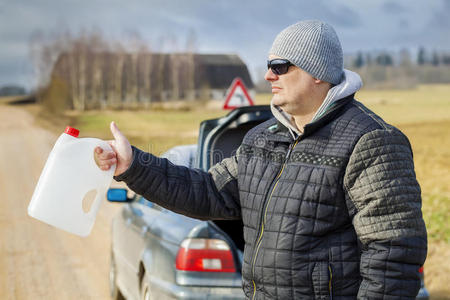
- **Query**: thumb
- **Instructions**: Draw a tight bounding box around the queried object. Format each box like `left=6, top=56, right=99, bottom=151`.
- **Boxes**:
left=110, top=121, right=124, bottom=141
left=106, top=139, right=116, bottom=152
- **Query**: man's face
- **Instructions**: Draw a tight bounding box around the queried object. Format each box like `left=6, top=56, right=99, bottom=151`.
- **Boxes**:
left=265, top=55, right=319, bottom=117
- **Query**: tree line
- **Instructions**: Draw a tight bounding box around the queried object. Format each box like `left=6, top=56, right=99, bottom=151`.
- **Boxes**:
left=29, top=29, right=198, bottom=111
left=344, top=48, right=450, bottom=89
left=351, top=47, right=450, bottom=68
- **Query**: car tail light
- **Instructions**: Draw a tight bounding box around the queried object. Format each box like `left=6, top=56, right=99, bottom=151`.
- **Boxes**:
left=175, top=238, right=236, bottom=273
left=418, top=266, right=424, bottom=274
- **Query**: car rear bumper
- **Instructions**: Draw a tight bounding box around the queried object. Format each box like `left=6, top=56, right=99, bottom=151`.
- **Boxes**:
left=148, top=276, right=245, bottom=299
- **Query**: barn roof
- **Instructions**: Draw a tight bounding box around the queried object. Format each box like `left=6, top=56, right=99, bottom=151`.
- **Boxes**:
left=194, top=54, right=253, bottom=89
left=195, top=54, right=246, bottom=66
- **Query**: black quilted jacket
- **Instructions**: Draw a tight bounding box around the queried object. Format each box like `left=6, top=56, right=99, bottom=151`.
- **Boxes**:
left=115, top=96, right=427, bottom=299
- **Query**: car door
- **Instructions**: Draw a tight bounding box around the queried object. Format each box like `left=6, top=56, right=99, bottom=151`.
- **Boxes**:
left=125, top=196, right=163, bottom=299
left=113, top=202, right=137, bottom=292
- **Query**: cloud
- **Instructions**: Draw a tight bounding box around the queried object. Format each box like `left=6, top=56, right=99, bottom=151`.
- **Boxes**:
left=398, top=19, right=409, bottom=28
left=420, top=0, right=450, bottom=48
left=0, top=59, right=33, bottom=89
left=427, top=0, right=450, bottom=28
left=0, top=0, right=449, bottom=89
left=381, top=1, right=408, bottom=14
left=321, top=3, right=363, bottom=27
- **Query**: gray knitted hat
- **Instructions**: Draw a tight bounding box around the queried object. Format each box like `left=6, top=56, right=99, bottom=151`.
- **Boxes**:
left=270, top=20, right=343, bottom=85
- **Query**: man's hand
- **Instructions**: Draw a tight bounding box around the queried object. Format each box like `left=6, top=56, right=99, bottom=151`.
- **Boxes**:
left=94, top=121, right=132, bottom=177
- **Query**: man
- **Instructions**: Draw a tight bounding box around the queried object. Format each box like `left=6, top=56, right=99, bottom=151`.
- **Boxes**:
left=96, top=20, right=427, bottom=299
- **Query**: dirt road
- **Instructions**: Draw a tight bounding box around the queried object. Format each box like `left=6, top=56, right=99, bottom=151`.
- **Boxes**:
left=0, top=104, right=121, bottom=299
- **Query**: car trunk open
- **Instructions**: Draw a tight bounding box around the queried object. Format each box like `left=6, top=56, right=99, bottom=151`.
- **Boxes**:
left=196, top=105, right=272, bottom=254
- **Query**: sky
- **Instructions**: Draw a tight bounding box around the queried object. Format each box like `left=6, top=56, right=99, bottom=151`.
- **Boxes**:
left=1, top=0, right=449, bottom=91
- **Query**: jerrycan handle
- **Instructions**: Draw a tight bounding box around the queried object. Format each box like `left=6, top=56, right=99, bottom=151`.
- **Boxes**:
left=83, top=188, right=106, bottom=221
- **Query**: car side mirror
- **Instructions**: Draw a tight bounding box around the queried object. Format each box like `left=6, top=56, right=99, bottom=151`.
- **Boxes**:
left=107, top=188, right=133, bottom=202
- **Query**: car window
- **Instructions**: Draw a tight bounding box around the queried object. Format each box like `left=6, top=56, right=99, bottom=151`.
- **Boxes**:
left=137, top=196, right=148, bottom=206
left=138, top=196, right=166, bottom=211
left=161, top=144, right=197, bottom=168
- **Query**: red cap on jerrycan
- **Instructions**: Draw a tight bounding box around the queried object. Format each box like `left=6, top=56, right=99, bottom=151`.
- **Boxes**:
left=64, top=126, right=79, bottom=137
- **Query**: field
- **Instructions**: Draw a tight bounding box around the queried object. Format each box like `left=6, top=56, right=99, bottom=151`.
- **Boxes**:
left=19, top=84, right=450, bottom=297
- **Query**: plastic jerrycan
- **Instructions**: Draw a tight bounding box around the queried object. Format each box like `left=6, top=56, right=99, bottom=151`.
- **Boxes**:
left=28, top=126, right=116, bottom=237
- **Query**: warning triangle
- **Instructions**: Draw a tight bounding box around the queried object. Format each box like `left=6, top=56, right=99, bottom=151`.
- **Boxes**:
left=223, top=78, right=254, bottom=110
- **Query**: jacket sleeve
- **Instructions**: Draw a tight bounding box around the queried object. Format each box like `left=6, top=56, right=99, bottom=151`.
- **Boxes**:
left=343, top=128, right=427, bottom=299
left=113, top=146, right=241, bottom=220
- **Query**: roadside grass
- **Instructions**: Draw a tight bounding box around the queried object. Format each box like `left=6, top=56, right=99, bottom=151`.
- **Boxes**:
left=401, top=120, right=450, bottom=243
left=0, top=95, right=27, bottom=105
left=358, top=85, right=450, bottom=244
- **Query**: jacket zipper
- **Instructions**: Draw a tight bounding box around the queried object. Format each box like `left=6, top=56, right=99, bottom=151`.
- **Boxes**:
left=328, top=264, right=333, bottom=299
left=251, top=139, right=299, bottom=300
left=328, top=247, right=333, bottom=299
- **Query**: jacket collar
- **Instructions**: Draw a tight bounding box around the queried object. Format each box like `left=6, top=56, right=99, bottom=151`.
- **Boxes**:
left=264, top=94, right=355, bottom=143
left=269, top=69, right=363, bottom=140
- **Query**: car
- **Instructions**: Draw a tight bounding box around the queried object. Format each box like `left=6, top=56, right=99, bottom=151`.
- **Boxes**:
left=106, top=105, right=429, bottom=300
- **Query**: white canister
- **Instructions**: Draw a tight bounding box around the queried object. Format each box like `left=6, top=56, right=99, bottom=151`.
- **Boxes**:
left=28, top=126, right=116, bottom=237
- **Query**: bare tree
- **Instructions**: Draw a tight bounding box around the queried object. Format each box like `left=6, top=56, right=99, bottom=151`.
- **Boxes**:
left=399, top=48, right=412, bottom=67
left=185, top=29, right=197, bottom=100
left=67, top=29, right=89, bottom=111
left=113, top=45, right=126, bottom=108
left=29, top=30, right=47, bottom=91
left=166, top=34, right=180, bottom=101
left=122, top=31, right=141, bottom=107
left=87, top=29, right=108, bottom=108
left=137, top=45, right=152, bottom=107
left=29, top=30, right=68, bottom=98
left=154, top=36, right=167, bottom=101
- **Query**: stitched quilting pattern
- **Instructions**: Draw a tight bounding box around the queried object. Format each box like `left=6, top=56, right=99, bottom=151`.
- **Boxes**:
left=235, top=101, right=427, bottom=299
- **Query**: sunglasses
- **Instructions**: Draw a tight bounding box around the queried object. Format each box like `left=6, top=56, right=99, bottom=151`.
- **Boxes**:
left=267, top=59, right=293, bottom=75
